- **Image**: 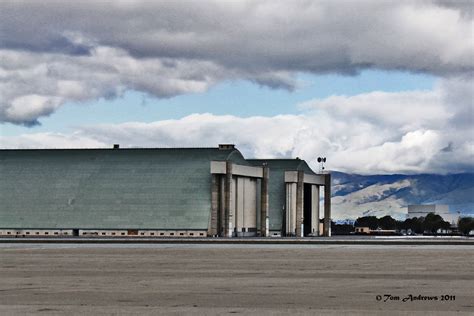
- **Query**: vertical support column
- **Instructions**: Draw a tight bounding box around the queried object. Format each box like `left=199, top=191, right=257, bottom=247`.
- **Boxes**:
left=311, top=185, right=320, bottom=236
left=219, top=176, right=225, bottom=236
left=285, top=183, right=290, bottom=235
left=295, top=170, right=304, bottom=238
left=224, top=161, right=233, bottom=237
left=235, top=177, right=244, bottom=234
left=260, top=164, right=269, bottom=237
left=209, top=174, right=219, bottom=236
left=323, top=173, right=331, bottom=237
left=291, top=183, right=297, bottom=235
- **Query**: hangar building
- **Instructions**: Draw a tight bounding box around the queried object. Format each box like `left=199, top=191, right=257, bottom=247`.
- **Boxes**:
left=0, top=144, right=331, bottom=237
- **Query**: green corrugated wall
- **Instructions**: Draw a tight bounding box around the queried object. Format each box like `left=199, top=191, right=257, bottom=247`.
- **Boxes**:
left=0, top=148, right=248, bottom=230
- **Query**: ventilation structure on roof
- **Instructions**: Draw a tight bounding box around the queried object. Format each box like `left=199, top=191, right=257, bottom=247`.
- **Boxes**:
left=219, top=144, right=235, bottom=150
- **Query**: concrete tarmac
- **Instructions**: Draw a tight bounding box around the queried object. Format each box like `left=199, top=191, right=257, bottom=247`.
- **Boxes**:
left=0, top=244, right=473, bottom=315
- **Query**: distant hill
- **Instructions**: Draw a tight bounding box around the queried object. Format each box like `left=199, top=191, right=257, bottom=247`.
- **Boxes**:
left=330, top=172, right=474, bottom=220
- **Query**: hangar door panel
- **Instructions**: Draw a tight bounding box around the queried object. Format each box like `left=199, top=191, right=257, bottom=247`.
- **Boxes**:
left=234, top=176, right=258, bottom=236
left=243, top=178, right=257, bottom=230
left=235, top=177, right=244, bottom=232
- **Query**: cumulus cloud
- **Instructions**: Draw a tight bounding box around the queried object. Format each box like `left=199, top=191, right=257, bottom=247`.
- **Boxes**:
left=0, top=0, right=473, bottom=124
left=0, top=47, right=229, bottom=125
left=299, top=90, right=449, bottom=130
left=1, top=0, right=472, bottom=174
left=0, top=132, right=104, bottom=149
left=2, top=77, right=472, bottom=174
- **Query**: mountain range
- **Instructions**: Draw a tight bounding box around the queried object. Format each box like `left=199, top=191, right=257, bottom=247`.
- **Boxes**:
left=330, top=172, right=474, bottom=221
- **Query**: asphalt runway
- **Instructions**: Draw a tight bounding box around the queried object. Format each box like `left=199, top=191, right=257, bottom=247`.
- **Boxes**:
left=0, top=244, right=473, bottom=315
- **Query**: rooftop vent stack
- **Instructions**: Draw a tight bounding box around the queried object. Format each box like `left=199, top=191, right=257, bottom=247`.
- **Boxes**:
left=113, top=144, right=120, bottom=149
left=219, top=144, right=235, bottom=150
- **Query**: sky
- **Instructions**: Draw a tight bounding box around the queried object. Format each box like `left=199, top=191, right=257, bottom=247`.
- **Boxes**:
left=0, top=0, right=473, bottom=175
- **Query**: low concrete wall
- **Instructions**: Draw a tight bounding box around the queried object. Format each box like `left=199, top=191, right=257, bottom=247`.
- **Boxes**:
left=0, top=229, right=208, bottom=238
left=0, top=229, right=72, bottom=237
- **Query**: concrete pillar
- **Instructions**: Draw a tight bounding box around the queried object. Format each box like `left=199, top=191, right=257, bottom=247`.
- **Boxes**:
left=323, top=173, right=331, bottom=237
left=231, top=177, right=236, bottom=234
left=209, top=174, right=219, bottom=236
left=260, top=165, right=269, bottom=237
left=311, top=185, right=320, bottom=236
left=235, top=177, right=244, bottom=233
left=219, top=176, right=225, bottom=236
left=295, top=170, right=304, bottom=238
left=286, top=183, right=297, bottom=236
left=224, top=161, right=233, bottom=237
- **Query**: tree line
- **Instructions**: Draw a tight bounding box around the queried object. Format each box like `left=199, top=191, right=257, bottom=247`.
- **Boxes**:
left=354, top=213, right=451, bottom=234
left=331, top=214, right=474, bottom=235
left=458, top=217, right=474, bottom=235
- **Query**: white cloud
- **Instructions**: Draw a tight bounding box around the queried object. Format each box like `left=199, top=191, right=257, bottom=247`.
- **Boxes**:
left=0, top=0, right=473, bottom=125
left=0, top=1, right=472, bottom=174
left=0, top=47, right=227, bottom=125
left=300, top=89, right=449, bottom=131
left=0, top=132, right=104, bottom=149
left=6, top=94, right=62, bottom=124
left=2, top=78, right=472, bottom=174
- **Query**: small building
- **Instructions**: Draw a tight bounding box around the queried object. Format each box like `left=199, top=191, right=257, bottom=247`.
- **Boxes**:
left=407, top=204, right=459, bottom=226
left=354, top=227, right=397, bottom=235
left=407, top=204, right=449, bottom=218
left=354, top=227, right=370, bottom=234
left=0, top=145, right=331, bottom=238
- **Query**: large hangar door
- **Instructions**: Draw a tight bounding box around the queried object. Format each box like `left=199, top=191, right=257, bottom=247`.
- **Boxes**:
left=285, top=180, right=319, bottom=237
left=211, top=160, right=266, bottom=238
left=303, top=184, right=320, bottom=236
left=243, top=178, right=257, bottom=234
left=234, top=176, right=258, bottom=237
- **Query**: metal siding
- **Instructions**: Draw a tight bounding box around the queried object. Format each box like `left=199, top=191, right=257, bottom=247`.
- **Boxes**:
left=0, top=148, right=247, bottom=230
